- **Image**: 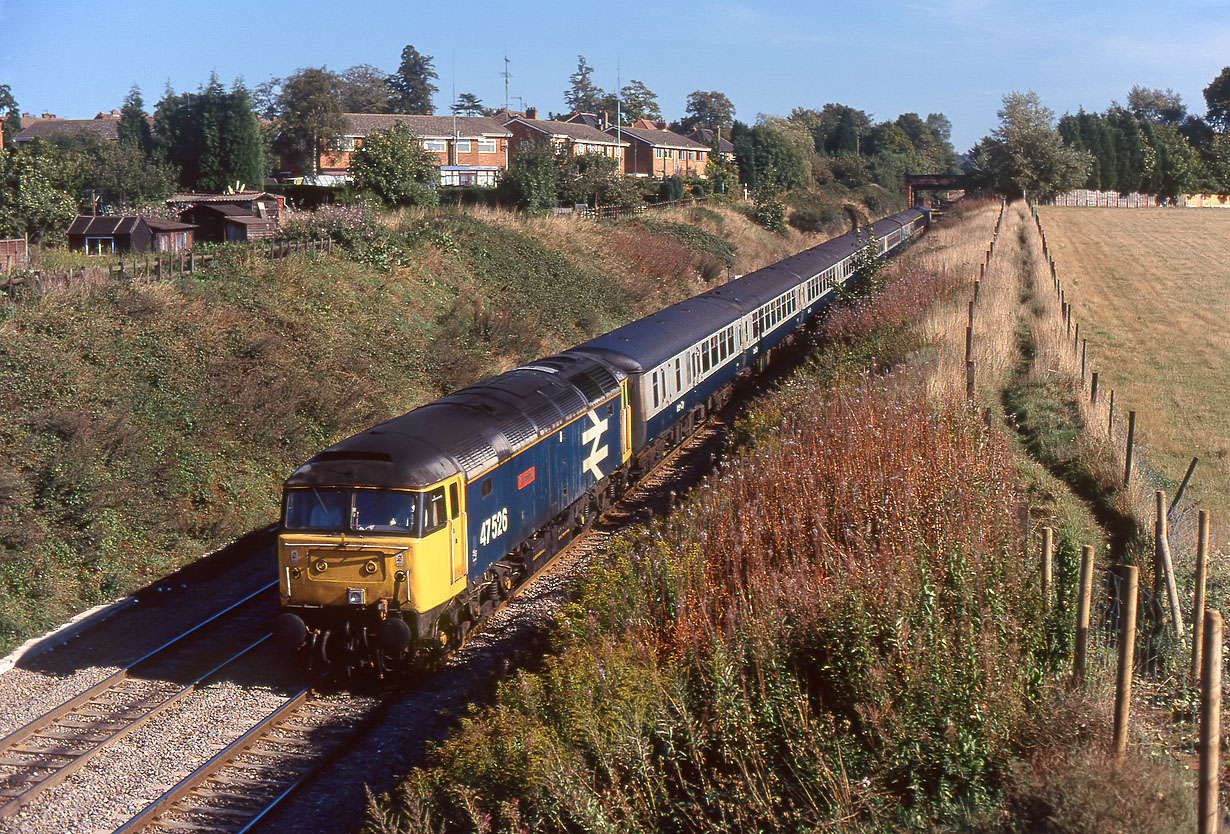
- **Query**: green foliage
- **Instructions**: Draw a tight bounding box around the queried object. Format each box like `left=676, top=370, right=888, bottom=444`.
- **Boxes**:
left=387, top=45, right=439, bottom=115
left=618, top=80, right=661, bottom=123
left=682, top=90, right=735, bottom=132
left=657, top=175, right=685, bottom=202
left=0, top=142, right=78, bottom=242
left=497, top=145, right=559, bottom=212
left=1203, top=65, right=1230, bottom=131
left=968, top=91, right=1092, bottom=198
left=558, top=153, right=640, bottom=209
left=0, top=84, right=18, bottom=147
left=118, top=86, right=153, bottom=156
left=153, top=76, right=264, bottom=191
left=450, top=92, right=483, bottom=116
left=563, top=54, right=604, bottom=114
left=272, top=67, right=347, bottom=176
left=338, top=64, right=393, bottom=113
left=350, top=123, right=440, bottom=208
left=751, top=181, right=786, bottom=234
left=635, top=218, right=735, bottom=266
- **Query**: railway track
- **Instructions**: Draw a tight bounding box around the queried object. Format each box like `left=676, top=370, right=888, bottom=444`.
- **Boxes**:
left=109, top=413, right=730, bottom=834
left=0, top=582, right=279, bottom=822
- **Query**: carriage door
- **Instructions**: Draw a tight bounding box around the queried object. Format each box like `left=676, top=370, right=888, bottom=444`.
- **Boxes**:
left=448, top=479, right=467, bottom=583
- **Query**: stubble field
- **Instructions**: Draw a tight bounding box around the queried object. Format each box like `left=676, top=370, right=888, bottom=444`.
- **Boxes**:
left=1036, top=206, right=1230, bottom=548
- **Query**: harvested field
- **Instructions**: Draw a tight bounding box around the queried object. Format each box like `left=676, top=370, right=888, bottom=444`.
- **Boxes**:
left=1036, top=206, right=1230, bottom=548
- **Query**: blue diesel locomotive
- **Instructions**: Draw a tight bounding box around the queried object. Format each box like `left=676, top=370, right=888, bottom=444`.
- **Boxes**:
left=274, top=208, right=928, bottom=674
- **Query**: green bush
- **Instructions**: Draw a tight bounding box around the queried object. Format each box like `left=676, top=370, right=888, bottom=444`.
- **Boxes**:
left=658, top=175, right=685, bottom=201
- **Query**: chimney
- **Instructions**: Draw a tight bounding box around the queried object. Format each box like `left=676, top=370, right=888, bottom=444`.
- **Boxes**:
left=526, top=106, right=537, bottom=120
left=41, top=112, right=56, bottom=120
left=656, top=120, right=666, bottom=131
left=601, top=110, right=609, bottom=130
left=717, top=126, right=722, bottom=145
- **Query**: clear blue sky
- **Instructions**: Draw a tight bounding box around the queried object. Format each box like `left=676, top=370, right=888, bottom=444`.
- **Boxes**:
left=2, top=0, right=1227, bottom=153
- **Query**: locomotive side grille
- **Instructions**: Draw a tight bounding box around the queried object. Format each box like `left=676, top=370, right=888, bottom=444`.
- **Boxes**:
left=454, top=436, right=498, bottom=475
left=499, top=414, right=538, bottom=450
left=552, top=386, right=588, bottom=417
left=568, top=371, right=606, bottom=404
left=526, top=400, right=565, bottom=432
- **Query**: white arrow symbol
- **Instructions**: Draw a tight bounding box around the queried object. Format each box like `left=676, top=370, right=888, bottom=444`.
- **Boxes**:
left=581, top=409, right=609, bottom=481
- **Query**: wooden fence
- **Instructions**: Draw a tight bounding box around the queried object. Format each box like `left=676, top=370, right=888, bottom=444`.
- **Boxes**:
left=569, top=194, right=721, bottom=221
left=0, top=237, right=28, bottom=272
left=3, top=238, right=332, bottom=300
left=1042, top=189, right=1159, bottom=208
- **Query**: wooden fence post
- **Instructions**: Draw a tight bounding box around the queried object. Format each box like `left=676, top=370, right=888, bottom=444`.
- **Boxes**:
left=1080, top=339, right=1086, bottom=382
left=1124, top=411, right=1136, bottom=486
left=1155, top=490, right=1184, bottom=638
left=1108, top=390, right=1115, bottom=435
left=1041, top=526, right=1053, bottom=607
left=965, top=360, right=975, bottom=402
left=1090, top=371, right=1099, bottom=404
left=1192, top=510, right=1210, bottom=683
left=1198, top=608, right=1222, bottom=834
left=964, top=326, right=972, bottom=365
left=1113, top=565, right=1138, bottom=766
left=1074, top=545, right=1094, bottom=685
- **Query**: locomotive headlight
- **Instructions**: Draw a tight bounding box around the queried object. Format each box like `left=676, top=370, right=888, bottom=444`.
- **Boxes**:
left=364, top=560, right=378, bottom=575
left=394, top=570, right=406, bottom=582
left=347, top=588, right=366, bottom=606
left=290, top=567, right=303, bottom=579
left=313, top=559, right=328, bottom=573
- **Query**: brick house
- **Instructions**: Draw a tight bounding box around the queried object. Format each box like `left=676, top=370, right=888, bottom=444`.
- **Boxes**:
left=504, top=112, right=628, bottom=166
left=314, top=114, right=513, bottom=186
left=688, top=127, right=736, bottom=162
left=604, top=126, right=709, bottom=178
left=14, top=117, right=120, bottom=145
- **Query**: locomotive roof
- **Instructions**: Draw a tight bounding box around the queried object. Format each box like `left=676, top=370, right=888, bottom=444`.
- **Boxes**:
left=284, top=352, right=624, bottom=489
left=569, top=294, right=745, bottom=375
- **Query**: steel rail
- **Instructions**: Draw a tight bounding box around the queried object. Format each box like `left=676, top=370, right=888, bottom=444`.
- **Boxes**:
left=0, top=582, right=278, bottom=820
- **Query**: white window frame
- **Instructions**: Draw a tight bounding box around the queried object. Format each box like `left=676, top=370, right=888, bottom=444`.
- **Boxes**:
left=477, top=139, right=497, bottom=153
left=455, top=139, right=472, bottom=153
left=423, top=139, right=447, bottom=153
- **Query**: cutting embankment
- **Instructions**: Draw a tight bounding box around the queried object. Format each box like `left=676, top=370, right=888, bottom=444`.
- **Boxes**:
left=0, top=202, right=825, bottom=654
left=361, top=201, right=1200, bottom=833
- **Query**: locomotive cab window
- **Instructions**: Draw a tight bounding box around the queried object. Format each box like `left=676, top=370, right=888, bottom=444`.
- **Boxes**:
left=481, top=478, right=493, bottom=498
left=449, top=483, right=460, bottom=520
left=422, top=487, right=448, bottom=535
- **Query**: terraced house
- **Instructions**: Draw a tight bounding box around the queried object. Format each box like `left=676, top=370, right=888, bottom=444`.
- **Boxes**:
left=314, top=114, right=513, bottom=186
left=503, top=110, right=628, bottom=164
left=608, top=125, right=710, bottom=179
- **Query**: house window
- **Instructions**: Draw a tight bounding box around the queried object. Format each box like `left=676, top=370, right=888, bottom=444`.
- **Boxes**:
left=329, top=137, right=356, bottom=152
left=477, top=139, right=497, bottom=153
left=655, top=148, right=663, bottom=158
left=455, top=140, right=471, bottom=153
left=423, top=139, right=447, bottom=153
left=85, top=237, right=114, bottom=255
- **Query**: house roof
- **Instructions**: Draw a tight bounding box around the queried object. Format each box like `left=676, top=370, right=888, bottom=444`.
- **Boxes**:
left=66, top=215, right=145, bottom=236
left=689, top=127, right=735, bottom=153
left=185, top=203, right=254, bottom=216
left=224, top=215, right=273, bottom=225
left=15, top=119, right=120, bottom=143
left=342, top=113, right=511, bottom=139
left=603, top=126, right=708, bottom=151
left=145, top=219, right=197, bottom=232
left=166, top=192, right=278, bottom=205
left=507, top=118, right=628, bottom=146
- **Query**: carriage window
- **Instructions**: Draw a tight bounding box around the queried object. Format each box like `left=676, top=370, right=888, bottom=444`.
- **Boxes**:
left=675, top=358, right=682, bottom=390
left=652, top=374, right=660, bottom=407
left=422, top=487, right=448, bottom=535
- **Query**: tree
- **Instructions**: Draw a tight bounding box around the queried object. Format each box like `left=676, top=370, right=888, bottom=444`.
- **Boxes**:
left=153, top=77, right=266, bottom=190
left=338, top=64, right=392, bottom=113
left=563, top=55, right=604, bottom=114
left=683, top=91, right=735, bottom=131
left=1204, top=66, right=1230, bottom=132
left=557, top=153, right=640, bottom=208
left=1126, top=86, right=1186, bottom=124
left=0, top=84, right=19, bottom=146
left=388, top=45, right=438, bottom=115
left=349, top=123, right=439, bottom=207
left=274, top=67, right=346, bottom=177
left=118, top=85, right=153, bottom=156
left=452, top=93, right=484, bottom=116
left=619, top=80, right=661, bottom=124
left=498, top=144, right=559, bottom=211
left=968, top=91, right=1091, bottom=198
left=252, top=77, right=281, bottom=119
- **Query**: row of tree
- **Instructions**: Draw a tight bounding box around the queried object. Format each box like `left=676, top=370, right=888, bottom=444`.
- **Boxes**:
left=968, top=68, right=1230, bottom=199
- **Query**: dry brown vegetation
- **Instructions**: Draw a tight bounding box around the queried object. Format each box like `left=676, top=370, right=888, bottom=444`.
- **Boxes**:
left=1036, top=207, right=1230, bottom=549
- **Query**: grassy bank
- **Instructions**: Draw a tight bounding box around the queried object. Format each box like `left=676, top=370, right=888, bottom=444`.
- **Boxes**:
left=0, top=201, right=822, bottom=653
left=361, top=203, right=1195, bottom=833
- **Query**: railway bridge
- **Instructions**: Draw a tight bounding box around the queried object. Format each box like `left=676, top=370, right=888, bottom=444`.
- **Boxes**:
left=903, top=173, right=970, bottom=211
